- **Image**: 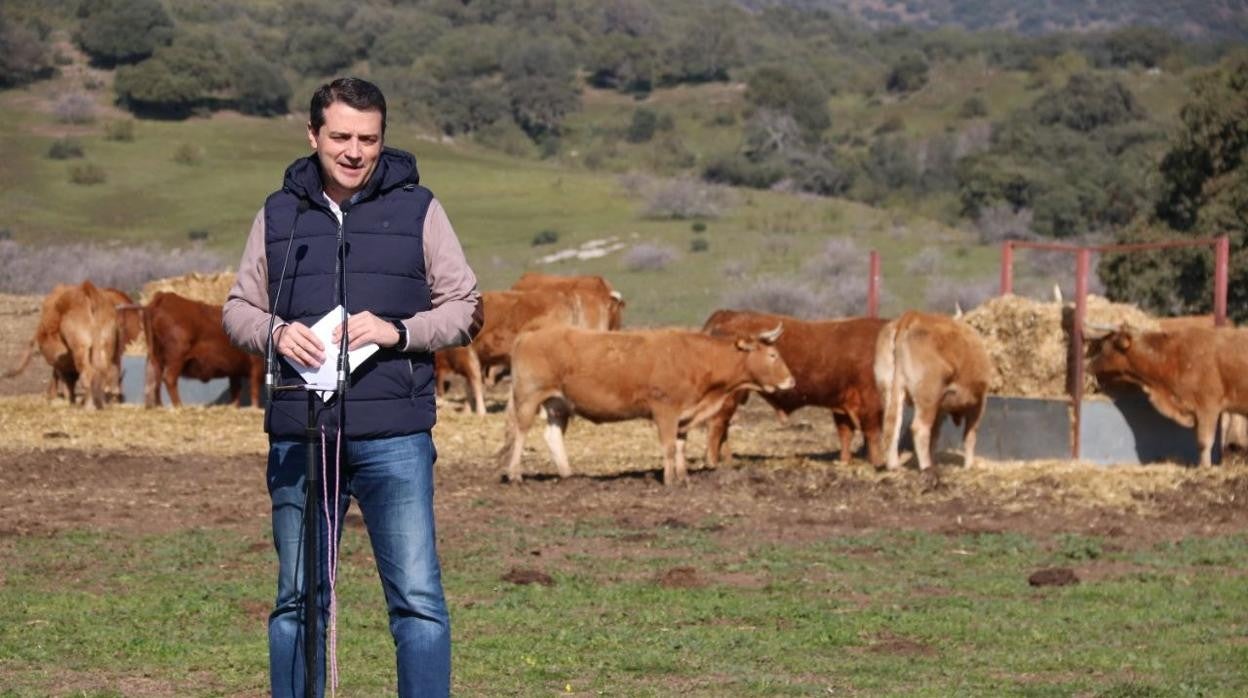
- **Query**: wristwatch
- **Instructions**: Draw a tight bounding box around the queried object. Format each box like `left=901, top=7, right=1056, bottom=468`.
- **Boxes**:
left=390, top=320, right=408, bottom=350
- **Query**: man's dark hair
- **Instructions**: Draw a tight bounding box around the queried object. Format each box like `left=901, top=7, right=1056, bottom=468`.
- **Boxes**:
left=309, top=77, right=387, bottom=134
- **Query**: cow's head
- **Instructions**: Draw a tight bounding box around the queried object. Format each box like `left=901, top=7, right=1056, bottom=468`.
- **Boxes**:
left=608, top=291, right=626, bottom=330
left=1085, top=323, right=1139, bottom=390
left=737, top=324, right=795, bottom=393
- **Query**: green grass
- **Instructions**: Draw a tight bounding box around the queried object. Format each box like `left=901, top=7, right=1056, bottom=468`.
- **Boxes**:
left=3, top=525, right=1247, bottom=696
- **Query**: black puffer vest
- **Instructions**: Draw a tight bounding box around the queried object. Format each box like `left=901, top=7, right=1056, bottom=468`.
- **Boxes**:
left=264, top=147, right=435, bottom=439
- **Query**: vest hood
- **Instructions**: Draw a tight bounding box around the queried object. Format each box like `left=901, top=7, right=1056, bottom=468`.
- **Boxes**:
left=280, top=147, right=421, bottom=204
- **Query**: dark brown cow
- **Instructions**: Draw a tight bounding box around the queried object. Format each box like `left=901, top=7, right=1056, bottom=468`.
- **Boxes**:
left=1087, top=324, right=1248, bottom=466
left=144, top=291, right=263, bottom=407
left=5, top=281, right=136, bottom=407
left=434, top=345, right=486, bottom=415
left=875, top=311, right=994, bottom=471
left=511, top=272, right=625, bottom=330
left=500, top=325, right=794, bottom=485
left=702, top=310, right=889, bottom=466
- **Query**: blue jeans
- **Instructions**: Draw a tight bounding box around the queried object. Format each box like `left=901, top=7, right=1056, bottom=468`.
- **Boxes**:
left=267, top=432, right=450, bottom=698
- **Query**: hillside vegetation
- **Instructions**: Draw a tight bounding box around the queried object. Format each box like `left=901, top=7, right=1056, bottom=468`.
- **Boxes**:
left=0, top=0, right=1245, bottom=322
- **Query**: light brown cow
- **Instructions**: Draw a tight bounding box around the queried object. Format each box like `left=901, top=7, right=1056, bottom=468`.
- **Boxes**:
left=472, top=288, right=620, bottom=380
left=5, top=281, right=125, bottom=408
left=144, top=292, right=263, bottom=407
left=1087, top=324, right=1248, bottom=466
left=875, top=311, right=994, bottom=471
left=499, top=325, right=794, bottom=485
left=511, top=272, right=625, bottom=330
left=702, top=309, right=889, bottom=466
left=434, top=345, right=486, bottom=415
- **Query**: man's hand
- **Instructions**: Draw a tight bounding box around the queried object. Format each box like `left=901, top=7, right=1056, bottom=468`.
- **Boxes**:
left=332, top=310, right=401, bottom=351
left=275, top=322, right=325, bottom=368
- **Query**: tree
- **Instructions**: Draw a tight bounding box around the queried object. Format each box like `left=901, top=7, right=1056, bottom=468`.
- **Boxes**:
left=1101, top=54, right=1248, bottom=322
left=286, top=26, right=355, bottom=76
left=230, top=57, right=291, bottom=116
left=746, top=65, right=830, bottom=136
left=1032, top=72, right=1144, bottom=133
left=886, top=52, right=929, bottom=93
left=0, top=12, right=54, bottom=87
left=76, top=0, right=174, bottom=67
left=113, top=31, right=230, bottom=118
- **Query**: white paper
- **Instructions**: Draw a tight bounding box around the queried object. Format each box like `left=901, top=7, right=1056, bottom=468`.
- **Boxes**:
left=282, top=305, right=380, bottom=402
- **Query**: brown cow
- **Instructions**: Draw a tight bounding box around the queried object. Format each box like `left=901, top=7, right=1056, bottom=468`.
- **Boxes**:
left=702, top=310, right=889, bottom=467
left=144, top=291, right=263, bottom=408
left=875, top=311, right=994, bottom=471
left=499, top=325, right=794, bottom=485
left=434, top=345, right=486, bottom=415
left=5, top=281, right=136, bottom=407
left=511, top=272, right=625, bottom=330
left=1087, top=324, right=1248, bottom=466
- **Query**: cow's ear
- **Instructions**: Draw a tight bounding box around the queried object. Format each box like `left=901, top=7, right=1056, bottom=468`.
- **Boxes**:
left=1114, top=333, right=1132, bottom=351
left=735, top=338, right=758, bottom=351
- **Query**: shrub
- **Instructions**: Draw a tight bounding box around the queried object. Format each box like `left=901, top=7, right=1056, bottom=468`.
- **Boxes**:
left=531, top=229, right=559, bottom=246
left=690, top=238, right=709, bottom=253
left=874, top=115, right=905, bottom=135
left=622, top=243, right=678, bottom=272
left=172, top=143, right=203, bottom=166
left=69, top=162, right=106, bottom=185
left=905, top=247, right=944, bottom=276
left=886, top=53, right=929, bottom=93
left=104, top=120, right=135, bottom=142
left=803, top=238, right=863, bottom=280
left=975, top=204, right=1034, bottom=244
left=187, top=230, right=209, bottom=242
left=0, top=240, right=225, bottom=294
left=959, top=95, right=989, bottom=119
left=643, top=178, right=729, bottom=219
left=626, top=107, right=659, bottom=143
left=47, top=138, right=85, bottom=160
left=53, top=92, right=96, bottom=124
left=691, top=221, right=707, bottom=233
left=722, top=278, right=825, bottom=319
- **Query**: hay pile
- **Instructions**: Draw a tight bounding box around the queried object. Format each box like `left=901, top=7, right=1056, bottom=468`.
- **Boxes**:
left=963, top=294, right=1157, bottom=398
left=140, top=271, right=236, bottom=306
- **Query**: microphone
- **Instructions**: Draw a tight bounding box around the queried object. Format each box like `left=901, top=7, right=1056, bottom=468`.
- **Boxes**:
left=264, top=198, right=310, bottom=401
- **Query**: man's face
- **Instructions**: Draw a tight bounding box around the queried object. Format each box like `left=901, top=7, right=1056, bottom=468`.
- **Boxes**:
left=307, top=102, right=383, bottom=203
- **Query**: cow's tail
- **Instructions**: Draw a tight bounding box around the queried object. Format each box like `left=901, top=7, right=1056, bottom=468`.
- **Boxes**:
left=875, top=316, right=907, bottom=468
left=4, top=332, right=38, bottom=378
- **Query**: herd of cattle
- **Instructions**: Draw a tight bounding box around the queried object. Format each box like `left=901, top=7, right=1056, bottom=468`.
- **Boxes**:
left=6, top=273, right=1248, bottom=481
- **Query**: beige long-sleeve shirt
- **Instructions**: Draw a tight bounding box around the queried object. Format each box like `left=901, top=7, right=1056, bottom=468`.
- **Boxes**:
left=222, top=198, right=483, bottom=355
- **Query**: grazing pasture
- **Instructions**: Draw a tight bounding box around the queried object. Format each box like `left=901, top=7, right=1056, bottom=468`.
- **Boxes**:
left=2, top=372, right=1247, bottom=695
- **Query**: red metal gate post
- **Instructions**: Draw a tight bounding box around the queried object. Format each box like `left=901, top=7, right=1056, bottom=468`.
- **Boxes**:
left=1000, top=241, right=1014, bottom=295
left=1214, top=235, right=1230, bottom=327
left=867, top=249, right=880, bottom=318
left=1071, top=248, right=1090, bottom=459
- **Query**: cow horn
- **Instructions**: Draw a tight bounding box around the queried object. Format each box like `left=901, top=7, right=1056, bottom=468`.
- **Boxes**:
left=1082, top=322, right=1116, bottom=340
left=757, top=324, right=783, bottom=344
left=953, top=301, right=964, bottom=319
left=609, top=291, right=623, bottom=301
left=1053, top=284, right=1064, bottom=304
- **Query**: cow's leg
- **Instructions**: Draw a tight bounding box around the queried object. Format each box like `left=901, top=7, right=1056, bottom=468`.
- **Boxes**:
left=675, top=428, right=689, bottom=482
left=833, top=411, right=855, bottom=464
left=163, top=362, right=183, bottom=407
left=960, top=399, right=986, bottom=469
left=541, top=398, right=573, bottom=478
left=503, top=389, right=544, bottom=483
left=929, top=413, right=945, bottom=467
left=465, top=348, right=486, bottom=416
left=706, top=393, right=744, bottom=466
left=227, top=376, right=243, bottom=407
left=861, top=407, right=885, bottom=468
left=910, top=402, right=940, bottom=471
left=654, top=411, right=681, bottom=486
left=144, top=354, right=162, bottom=407
left=1195, top=410, right=1219, bottom=467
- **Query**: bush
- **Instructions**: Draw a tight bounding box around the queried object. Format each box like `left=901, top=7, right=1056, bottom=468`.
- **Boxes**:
left=531, top=229, right=560, bottom=246
left=622, top=243, right=678, bottom=272
left=874, top=115, right=905, bottom=135
left=803, top=238, right=862, bottom=280
left=690, top=238, right=709, bottom=253
left=76, top=0, right=174, bottom=67
left=887, top=53, right=929, bottom=93
left=69, top=162, right=106, bottom=185
left=703, top=153, right=785, bottom=190
left=722, top=278, right=825, bottom=319
left=691, top=221, right=707, bottom=233
left=0, top=240, right=224, bottom=294
left=172, top=143, right=203, bottom=166
left=975, top=204, right=1034, bottom=244
left=47, top=138, right=85, bottom=160
left=643, top=178, right=729, bottom=219
left=626, top=107, right=659, bottom=143
left=53, top=92, right=96, bottom=124
left=104, top=119, right=135, bottom=142
left=904, top=247, right=944, bottom=276
left=959, top=95, right=989, bottom=118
